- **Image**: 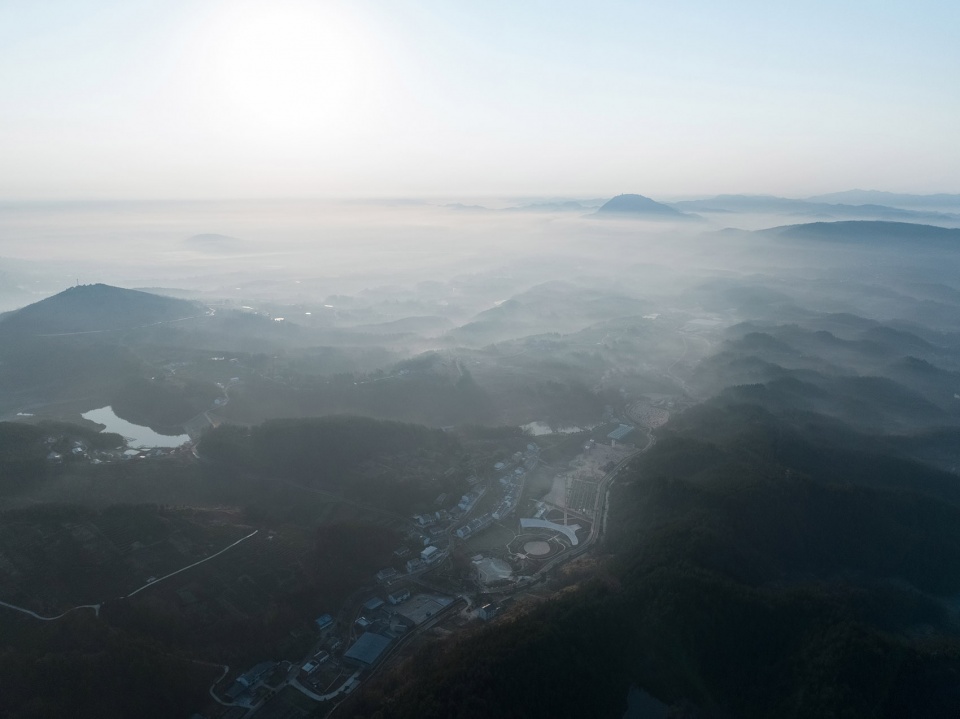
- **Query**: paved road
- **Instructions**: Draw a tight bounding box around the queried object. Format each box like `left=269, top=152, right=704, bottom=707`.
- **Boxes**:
left=0, top=598, right=100, bottom=621
left=125, top=529, right=259, bottom=597
left=0, top=529, right=258, bottom=620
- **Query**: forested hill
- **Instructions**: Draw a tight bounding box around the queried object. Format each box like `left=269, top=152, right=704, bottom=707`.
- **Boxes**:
left=199, top=415, right=467, bottom=515
left=346, top=398, right=960, bottom=719
left=0, top=283, right=200, bottom=337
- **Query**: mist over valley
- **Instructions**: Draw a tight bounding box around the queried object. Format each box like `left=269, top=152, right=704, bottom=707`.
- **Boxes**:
left=4, top=194, right=960, bottom=718
left=3, top=1, right=960, bottom=716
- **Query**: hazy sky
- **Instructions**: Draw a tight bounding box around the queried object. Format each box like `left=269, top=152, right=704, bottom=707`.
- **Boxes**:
left=1, top=0, right=958, bottom=200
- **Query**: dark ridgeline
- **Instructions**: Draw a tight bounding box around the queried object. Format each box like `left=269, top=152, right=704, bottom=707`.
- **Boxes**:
left=0, top=283, right=200, bottom=337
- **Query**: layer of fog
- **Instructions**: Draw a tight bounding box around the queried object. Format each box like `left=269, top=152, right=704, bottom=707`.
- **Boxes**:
left=3, top=198, right=942, bottom=311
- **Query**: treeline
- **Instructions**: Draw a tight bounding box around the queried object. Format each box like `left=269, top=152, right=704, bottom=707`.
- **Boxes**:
left=347, top=398, right=960, bottom=718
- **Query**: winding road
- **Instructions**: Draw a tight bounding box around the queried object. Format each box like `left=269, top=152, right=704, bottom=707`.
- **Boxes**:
left=0, top=529, right=259, bottom=620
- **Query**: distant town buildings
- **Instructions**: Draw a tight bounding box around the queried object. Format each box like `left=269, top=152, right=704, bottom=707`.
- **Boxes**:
left=363, top=596, right=385, bottom=612
left=387, top=589, right=411, bottom=605
left=224, top=661, right=277, bottom=702
left=375, top=567, right=399, bottom=583
left=607, top=423, right=635, bottom=445
left=315, top=614, right=334, bottom=631
left=472, top=555, right=514, bottom=585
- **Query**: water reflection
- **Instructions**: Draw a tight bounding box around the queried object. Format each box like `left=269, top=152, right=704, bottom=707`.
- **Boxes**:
left=81, top=406, right=189, bottom=448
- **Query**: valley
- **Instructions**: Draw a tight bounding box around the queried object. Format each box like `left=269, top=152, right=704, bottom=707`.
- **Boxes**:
left=3, top=203, right=960, bottom=718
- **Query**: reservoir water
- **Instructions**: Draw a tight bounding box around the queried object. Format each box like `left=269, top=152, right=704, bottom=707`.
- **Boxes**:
left=81, top=406, right=190, bottom=448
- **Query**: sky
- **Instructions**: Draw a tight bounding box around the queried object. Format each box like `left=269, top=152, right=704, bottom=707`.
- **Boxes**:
left=0, top=0, right=958, bottom=200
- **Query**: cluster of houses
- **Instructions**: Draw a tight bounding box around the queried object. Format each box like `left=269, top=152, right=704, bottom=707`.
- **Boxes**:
left=344, top=589, right=454, bottom=669
left=412, top=486, right=486, bottom=536
left=453, top=443, right=540, bottom=540
left=42, top=432, right=190, bottom=465
left=224, top=661, right=280, bottom=704
left=402, top=544, right=446, bottom=574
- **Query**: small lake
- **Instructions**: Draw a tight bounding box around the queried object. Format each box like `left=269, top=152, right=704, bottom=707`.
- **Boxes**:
left=81, top=406, right=190, bottom=448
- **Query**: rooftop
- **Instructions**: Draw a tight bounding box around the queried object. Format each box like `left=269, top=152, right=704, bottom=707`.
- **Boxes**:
left=473, top=556, right=513, bottom=584
left=343, top=632, right=392, bottom=666
left=607, top=424, right=635, bottom=441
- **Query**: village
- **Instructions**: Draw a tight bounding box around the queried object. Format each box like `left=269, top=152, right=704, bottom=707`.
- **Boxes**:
left=202, top=419, right=651, bottom=719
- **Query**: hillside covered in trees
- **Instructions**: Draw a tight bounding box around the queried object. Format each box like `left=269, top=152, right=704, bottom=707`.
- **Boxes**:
left=199, top=415, right=469, bottom=516
left=346, top=397, right=960, bottom=719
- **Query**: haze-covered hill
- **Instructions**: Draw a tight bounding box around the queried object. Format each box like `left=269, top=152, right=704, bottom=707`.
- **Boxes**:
left=595, top=193, right=695, bottom=219
left=672, top=194, right=960, bottom=223
left=691, top=316, right=960, bottom=433
left=764, top=220, right=960, bottom=247
left=0, top=286, right=212, bottom=424
left=446, top=280, right=653, bottom=345
left=807, top=190, right=960, bottom=210
left=0, top=283, right=201, bottom=337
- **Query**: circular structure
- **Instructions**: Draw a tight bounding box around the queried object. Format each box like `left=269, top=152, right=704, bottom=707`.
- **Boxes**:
left=508, top=532, right=564, bottom=561
left=523, top=540, right=551, bottom=556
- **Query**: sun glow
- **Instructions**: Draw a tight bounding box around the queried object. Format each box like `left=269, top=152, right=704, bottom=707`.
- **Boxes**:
left=193, top=0, right=390, bottom=140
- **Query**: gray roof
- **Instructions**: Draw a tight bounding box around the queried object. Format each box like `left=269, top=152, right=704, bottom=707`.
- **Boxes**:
left=607, top=424, right=635, bottom=440
left=239, top=660, right=276, bottom=686
left=343, top=632, right=392, bottom=666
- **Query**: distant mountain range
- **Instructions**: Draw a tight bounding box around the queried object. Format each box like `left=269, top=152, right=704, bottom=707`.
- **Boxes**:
left=806, top=190, right=960, bottom=209
left=671, top=194, right=960, bottom=223
left=440, top=192, right=960, bottom=221
left=759, top=220, right=960, bottom=248
left=0, top=284, right=200, bottom=337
